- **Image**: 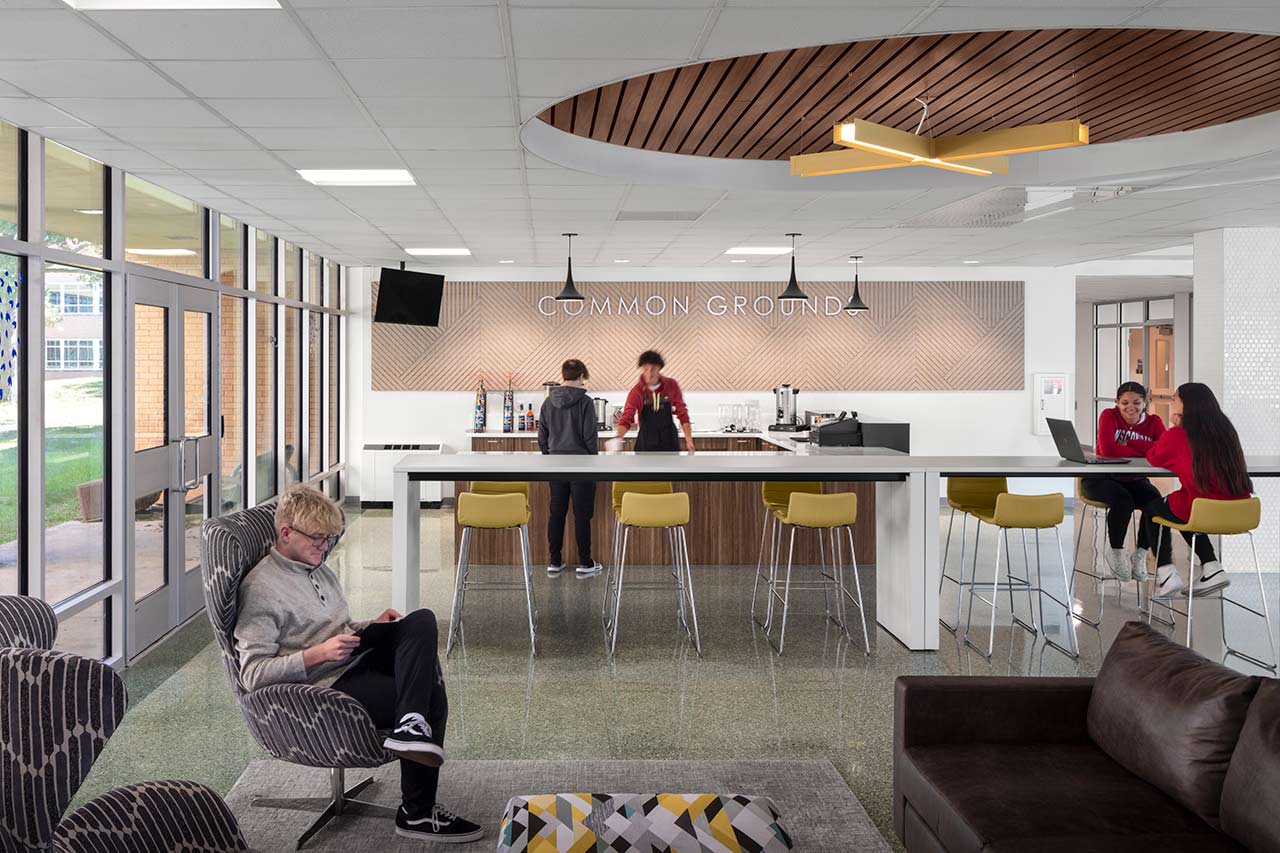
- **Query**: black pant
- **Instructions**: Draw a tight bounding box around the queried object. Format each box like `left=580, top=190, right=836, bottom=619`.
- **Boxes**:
left=1080, top=477, right=1162, bottom=549
left=548, top=480, right=596, bottom=566
left=332, top=609, right=447, bottom=813
left=1142, top=496, right=1219, bottom=566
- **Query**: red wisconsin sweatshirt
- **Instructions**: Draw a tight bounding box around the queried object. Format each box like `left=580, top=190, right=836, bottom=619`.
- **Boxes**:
left=1146, top=425, right=1249, bottom=520
left=1096, top=407, right=1165, bottom=458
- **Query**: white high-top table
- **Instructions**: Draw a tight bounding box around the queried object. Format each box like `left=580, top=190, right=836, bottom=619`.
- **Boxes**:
left=390, top=450, right=1280, bottom=651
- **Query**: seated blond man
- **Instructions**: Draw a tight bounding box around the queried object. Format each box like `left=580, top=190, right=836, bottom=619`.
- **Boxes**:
left=234, top=485, right=481, bottom=843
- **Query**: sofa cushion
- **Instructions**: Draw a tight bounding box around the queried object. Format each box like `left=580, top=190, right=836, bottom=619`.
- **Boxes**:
left=1219, top=678, right=1280, bottom=850
left=1086, top=621, right=1260, bottom=827
left=898, top=741, right=1223, bottom=852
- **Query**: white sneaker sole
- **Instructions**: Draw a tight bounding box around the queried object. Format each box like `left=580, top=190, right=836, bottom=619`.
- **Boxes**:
left=1154, top=575, right=1185, bottom=598
left=547, top=565, right=565, bottom=575
left=395, top=826, right=484, bottom=843
left=1183, top=575, right=1231, bottom=596
left=575, top=564, right=603, bottom=577
left=383, top=739, right=445, bottom=767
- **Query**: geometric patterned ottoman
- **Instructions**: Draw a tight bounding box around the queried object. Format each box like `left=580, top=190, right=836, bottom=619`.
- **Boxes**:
left=498, top=793, right=794, bottom=852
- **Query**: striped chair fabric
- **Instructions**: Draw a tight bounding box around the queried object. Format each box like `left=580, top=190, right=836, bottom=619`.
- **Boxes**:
left=53, top=780, right=247, bottom=853
left=0, top=595, right=58, bottom=650
left=199, top=503, right=392, bottom=769
left=0, top=649, right=127, bottom=853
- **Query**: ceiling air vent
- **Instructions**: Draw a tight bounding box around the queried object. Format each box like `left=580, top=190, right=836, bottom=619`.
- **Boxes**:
left=615, top=210, right=704, bottom=222
left=897, top=186, right=1145, bottom=229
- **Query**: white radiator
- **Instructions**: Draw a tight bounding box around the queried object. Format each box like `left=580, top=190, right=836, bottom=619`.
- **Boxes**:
left=361, top=443, right=443, bottom=507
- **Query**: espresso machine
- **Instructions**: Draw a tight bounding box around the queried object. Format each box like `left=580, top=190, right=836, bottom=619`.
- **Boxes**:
left=593, top=397, right=609, bottom=429
left=770, top=384, right=802, bottom=431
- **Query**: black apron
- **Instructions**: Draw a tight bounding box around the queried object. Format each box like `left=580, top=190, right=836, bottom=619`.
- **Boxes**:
left=634, top=386, right=679, bottom=452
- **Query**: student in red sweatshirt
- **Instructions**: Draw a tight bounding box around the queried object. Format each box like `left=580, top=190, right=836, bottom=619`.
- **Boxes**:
left=613, top=350, right=695, bottom=453
left=1143, top=382, right=1253, bottom=598
left=1082, top=382, right=1166, bottom=582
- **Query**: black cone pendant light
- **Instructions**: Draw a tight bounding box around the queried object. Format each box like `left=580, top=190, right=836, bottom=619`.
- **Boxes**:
left=555, top=232, right=584, bottom=301
left=843, top=255, right=869, bottom=316
left=777, top=232, right=808, bottom=301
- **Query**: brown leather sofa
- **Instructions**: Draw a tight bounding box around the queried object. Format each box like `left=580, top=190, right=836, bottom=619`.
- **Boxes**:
left=894, top=621, right=1280, bottom=852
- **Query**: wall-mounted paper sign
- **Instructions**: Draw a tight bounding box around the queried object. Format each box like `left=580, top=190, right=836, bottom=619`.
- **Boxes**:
left=1033, top=372, right=1069, bottom=435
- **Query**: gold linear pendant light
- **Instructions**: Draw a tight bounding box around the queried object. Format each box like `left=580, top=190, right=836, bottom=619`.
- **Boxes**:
left=790, top=118, right=1087, bottom=178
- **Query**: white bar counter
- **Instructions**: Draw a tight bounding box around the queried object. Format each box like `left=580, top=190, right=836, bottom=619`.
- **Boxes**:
left=391, top=449, right=1280, bottom=651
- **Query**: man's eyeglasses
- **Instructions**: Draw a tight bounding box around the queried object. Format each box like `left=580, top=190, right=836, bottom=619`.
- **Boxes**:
left=288, top=526, right=340, bottom=549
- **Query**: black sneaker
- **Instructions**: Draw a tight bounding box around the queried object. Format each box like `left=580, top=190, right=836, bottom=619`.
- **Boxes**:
left=575, top=560, right=604, bottom=577
left=395, top=804, right=483, bottom=843
left=383, top=713, right=445, bottom=767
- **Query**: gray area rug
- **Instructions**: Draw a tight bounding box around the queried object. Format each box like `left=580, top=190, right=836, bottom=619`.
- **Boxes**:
left=225, top=758, right=890, bottom=852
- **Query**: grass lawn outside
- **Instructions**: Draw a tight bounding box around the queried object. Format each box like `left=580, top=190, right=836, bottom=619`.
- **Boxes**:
left=0, top=425, right=103, bottom=546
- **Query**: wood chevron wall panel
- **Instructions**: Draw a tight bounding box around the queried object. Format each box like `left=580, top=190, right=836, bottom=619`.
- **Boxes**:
left=371, top=280, right=1024, bottom=392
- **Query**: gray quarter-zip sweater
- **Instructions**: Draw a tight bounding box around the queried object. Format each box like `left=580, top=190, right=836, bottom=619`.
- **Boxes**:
left=234, top=548, right=370, bottom=692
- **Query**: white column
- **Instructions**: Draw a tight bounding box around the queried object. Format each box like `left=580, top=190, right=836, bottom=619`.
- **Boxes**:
left=391, top=470, right=421, bottom=613
left=1193, top=228, right=1280, bottom=573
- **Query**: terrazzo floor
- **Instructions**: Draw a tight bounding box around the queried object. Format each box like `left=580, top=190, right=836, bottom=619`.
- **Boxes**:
left=74, top=503, right=1280, bottom=849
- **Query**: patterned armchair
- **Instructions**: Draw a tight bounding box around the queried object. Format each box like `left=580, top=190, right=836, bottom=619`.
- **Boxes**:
left=0, top=648, right=246, bottom=853
left=200, top=502, right=396, bottom=850
left=0, top=595, right=58, bottom=649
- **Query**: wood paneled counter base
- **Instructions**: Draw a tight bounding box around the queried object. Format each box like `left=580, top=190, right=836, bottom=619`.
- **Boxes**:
left=456, top=436, right=876, bottom=567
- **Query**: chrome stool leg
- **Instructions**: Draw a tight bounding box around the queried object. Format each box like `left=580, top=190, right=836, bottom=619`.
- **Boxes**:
left=1221, top=531, right=1277, bottom=672
left=518, top=524, right=536, bottom=655
left=751, top=505, right=771, bottom=621
left=446, top=527, right=472, bottom=657
left=1039, top=527, right=1081, bottom=658
left=844, top=524, right=870, bottom=654
left=678, top=525, right=702, bottom=656
left=767, top=526, right=798, bottom=655
left=965, top=521, right=1005, bottom=659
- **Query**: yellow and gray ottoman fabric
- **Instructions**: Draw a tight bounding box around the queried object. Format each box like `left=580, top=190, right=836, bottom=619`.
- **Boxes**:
left=499, top=792, right=794, bottom=852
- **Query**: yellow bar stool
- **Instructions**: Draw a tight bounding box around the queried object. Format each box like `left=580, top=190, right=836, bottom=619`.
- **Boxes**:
left=964, top=492, right=1078, bottom=659
left=1149, top=497, right=1275, bottom=671
left=1072, top=479, right=1157, bottom=629
left=605, top=481, right=674, bottom=597
left=446, top=488, right=536, bottom=657
left=752, top=481, right=822, bottom=629
left=939, top=477, right=1007, bottom=633
left=762, top=492, right=868, bottom=656
left=604, top=490, right=701, bottom=657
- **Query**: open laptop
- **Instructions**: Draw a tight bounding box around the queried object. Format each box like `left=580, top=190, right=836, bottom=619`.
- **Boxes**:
left=1046, top=418, right=1132, bottom=465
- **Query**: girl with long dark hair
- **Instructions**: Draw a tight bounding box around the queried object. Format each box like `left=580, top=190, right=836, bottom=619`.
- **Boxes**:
left=1082, top=382, right=1165, bottom=581
left=1144, top=382, right=1253, bottom=597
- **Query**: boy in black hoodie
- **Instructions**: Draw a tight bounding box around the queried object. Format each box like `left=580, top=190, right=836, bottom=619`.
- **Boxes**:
left=538, top=359, right=602, bottom=576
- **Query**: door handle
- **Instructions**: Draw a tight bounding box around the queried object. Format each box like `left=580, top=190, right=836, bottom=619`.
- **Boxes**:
left=182, top=436, right=201, bottom=491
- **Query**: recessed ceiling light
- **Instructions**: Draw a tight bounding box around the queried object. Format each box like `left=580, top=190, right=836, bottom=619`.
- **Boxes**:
left=61, top=0, right=279, bottom=7
left=297, top=169, right=414, bottom=187
left=613, top=259, right=630, bottom=264
left=963, top=260, right=981, bottom=264
left=498, top=259, right=515, bottom=264
left=75, top=209, right=104, bottom=215
left=730, top=259, right=747, bottom=264
left=406, top=247, right=471, bottom=256
left=127, top=248, right=197, bottom=256
left=725, top=246, right=792, bottom=255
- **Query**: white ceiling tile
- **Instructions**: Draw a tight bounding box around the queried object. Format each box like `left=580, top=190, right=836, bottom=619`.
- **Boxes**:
left=412, top=168, right=524, bottom=185
left=700, top=8, right=924, bottom=58
left=157, top=60, right=348, bottom=98
left=516, top=58, right=673, bottom=96
left=299, top=7, right=502, bottom=59
left=1125, top=6, right=1280, bottom=30
left=146, top=149, right=284, bottom=170
left=386, top=126, right=518, bottom=149
left=245, top=126, right=387, bottom=149
left=104, top=125, right=253, bottom=149
left=510, top=9, right=704, bottom=59
left=0, top=9, right=130, bottom=59
left=361, top=96, right=513, bottom=127
left=185, top=168, right=306, bottom=185
left=74, top=145, right=171, bottom=170
left=207, top=98, right=368, bottom=127
left=88, top=10, right=320, bottom=60
left=274, top=149, right=406, bottom=169
left=398, top=149, right=523, bottom=169
left=337, top=59, right=511, bottom=97
left=912, top=6, right=1133, bottom=31
left=0, top=98, right=88, bottom=127
left=292, top=0, right=496, bottom=6
left=0, top=60, right=181, bottom=98
left=50, top=97, right=222, bottom=126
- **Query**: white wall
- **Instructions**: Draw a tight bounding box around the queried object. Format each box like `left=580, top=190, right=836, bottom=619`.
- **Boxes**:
left=347, top=265, right=1077, bottom=500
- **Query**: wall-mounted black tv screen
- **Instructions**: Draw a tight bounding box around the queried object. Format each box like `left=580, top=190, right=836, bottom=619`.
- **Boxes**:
left=374, top=268, right=444, bottom=327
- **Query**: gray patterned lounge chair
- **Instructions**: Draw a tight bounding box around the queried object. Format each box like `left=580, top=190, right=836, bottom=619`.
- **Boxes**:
left=201, top=502, right=396, bottom=850
left=0, top=594, right=58, bottom=650
left=0, top=645, right=246, bottom=853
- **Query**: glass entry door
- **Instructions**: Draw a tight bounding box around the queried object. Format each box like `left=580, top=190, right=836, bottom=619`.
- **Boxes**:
left=129, top=275, right=218, bottom=656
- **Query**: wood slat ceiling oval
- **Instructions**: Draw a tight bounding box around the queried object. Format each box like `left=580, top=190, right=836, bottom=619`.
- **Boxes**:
left=536, top=29, right=1280, bottom=160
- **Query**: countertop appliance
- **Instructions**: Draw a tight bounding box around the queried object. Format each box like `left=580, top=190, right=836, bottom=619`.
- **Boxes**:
left=805, top=410, right=837, bottom=428
left=770, top=384, right=802, bottom=432
left=810, top=412, right=863, bottom=447
left=593, top=397, right=609, bottom=429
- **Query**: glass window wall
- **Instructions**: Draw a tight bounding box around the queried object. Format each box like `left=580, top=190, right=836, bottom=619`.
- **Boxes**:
left=253, top=230, right=273, bottom=296
left=327, top=314, right=338, bottom=468
left=254, top=301, right=276, bottom=504
left=0, top=121, right=18, bottom=238
left=125, top=175, right=202, bottom=275
left=0, top=254, right=20, bottom=595
left=221, top=296, right=245, bottom=513
left=282, top=242, right=299, bottom=302
left=307, top=312, right=321, bottom=478
left=308, top=254, right=322, bottom=305
left=44, top=142, right=104, bottom=257
left=327, top=260, right=340, bottom=311
left=43, top=264, right=106, bottom=606
left=284, top=307, right=300, bottom=485
left=219, top=215, right=242, bottom=288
